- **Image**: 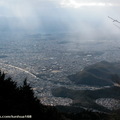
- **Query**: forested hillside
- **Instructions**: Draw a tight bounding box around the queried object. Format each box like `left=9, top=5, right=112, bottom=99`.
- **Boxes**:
left=0, top=71, right=119, bottom=120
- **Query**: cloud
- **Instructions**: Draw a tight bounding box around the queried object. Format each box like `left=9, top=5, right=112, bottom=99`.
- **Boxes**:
left=60, top=0, right=120, bottom=8
left=0, top=0, right=119, bottom=39
left=0, top=0, right=57, bottom=31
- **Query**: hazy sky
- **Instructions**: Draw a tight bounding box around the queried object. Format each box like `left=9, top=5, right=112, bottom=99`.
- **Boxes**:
left=0, top=0, right=120, bottom=40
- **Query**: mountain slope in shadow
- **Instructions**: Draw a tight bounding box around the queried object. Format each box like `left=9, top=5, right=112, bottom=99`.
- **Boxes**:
left=68, top=61, right=120, bottom=87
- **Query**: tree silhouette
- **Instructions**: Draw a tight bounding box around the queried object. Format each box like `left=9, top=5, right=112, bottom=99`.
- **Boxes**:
left=0, top=70, right=117, bottom=120
left=0, top=71, right=65, bottom=119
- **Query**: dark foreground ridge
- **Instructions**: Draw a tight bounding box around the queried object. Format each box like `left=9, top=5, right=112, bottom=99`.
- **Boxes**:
left=0, top=71, right=119, bottom=120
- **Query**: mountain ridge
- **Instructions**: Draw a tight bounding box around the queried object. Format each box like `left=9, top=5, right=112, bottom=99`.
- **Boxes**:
left=68, top=61, right=120, bottom=87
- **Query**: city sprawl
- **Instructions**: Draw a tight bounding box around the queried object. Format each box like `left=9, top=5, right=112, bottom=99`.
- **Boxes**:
left=0, top=32, right=120, bottom=106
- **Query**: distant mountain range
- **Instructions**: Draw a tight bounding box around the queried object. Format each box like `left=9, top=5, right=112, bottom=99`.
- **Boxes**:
left=68, top=61, right=120, bottom=87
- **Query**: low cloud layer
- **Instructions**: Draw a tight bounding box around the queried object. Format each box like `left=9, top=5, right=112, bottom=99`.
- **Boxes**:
left=0, top=0, right=119, bottom=42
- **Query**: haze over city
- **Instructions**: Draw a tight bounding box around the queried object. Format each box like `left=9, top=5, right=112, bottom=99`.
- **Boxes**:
left=0, top=0, right=120, bottom=110
left=0, top=0, right=120, bottom=40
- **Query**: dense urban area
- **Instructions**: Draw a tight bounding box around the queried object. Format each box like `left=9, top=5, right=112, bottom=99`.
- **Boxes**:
left=0, top=32, right=120, bottom=107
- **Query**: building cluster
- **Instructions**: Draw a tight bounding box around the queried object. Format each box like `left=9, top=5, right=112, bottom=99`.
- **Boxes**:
left=0, top=33, right=120, bottom=106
